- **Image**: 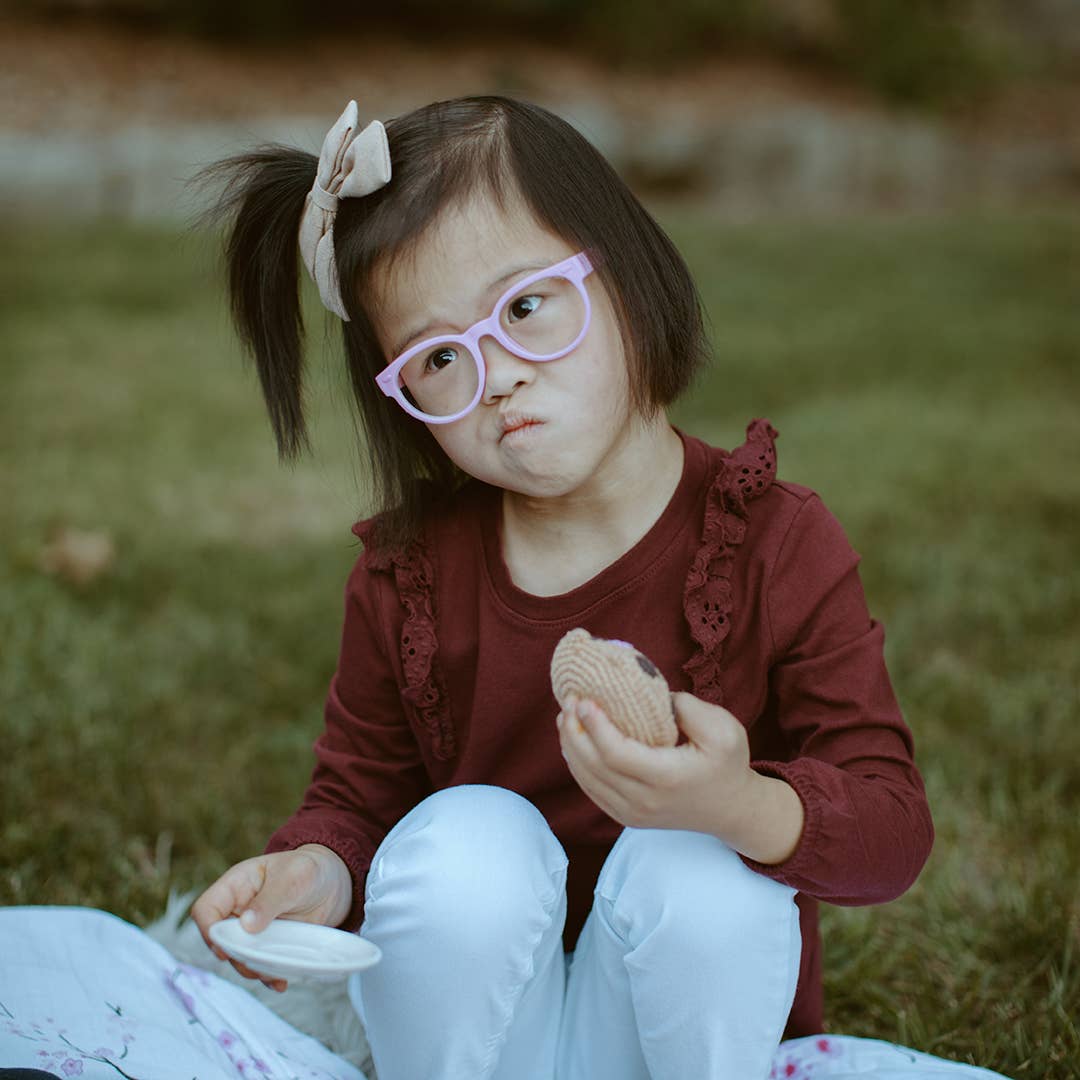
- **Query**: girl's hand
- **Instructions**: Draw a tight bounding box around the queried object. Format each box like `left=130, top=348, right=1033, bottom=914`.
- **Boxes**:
left=557, top=691, right=757, bottom=838
left=191, top=844, right=353, bottom=993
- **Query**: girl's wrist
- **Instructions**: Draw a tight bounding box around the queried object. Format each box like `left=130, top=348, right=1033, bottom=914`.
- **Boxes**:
left=713, top=771, right=805, bottom=866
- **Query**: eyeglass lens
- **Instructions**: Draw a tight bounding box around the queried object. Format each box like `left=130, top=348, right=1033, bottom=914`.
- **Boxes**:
left=398, top=274, right=586, bottom=418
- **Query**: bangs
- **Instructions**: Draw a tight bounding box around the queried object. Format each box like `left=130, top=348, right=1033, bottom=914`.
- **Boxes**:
left=334, top=100, right=517, bottom=343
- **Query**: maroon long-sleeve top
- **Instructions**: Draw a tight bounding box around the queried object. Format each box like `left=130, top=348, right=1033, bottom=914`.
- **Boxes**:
left=266, top=419, right=934, bottom=1038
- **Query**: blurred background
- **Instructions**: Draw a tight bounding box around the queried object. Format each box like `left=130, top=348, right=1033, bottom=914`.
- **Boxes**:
left=2, top=1, right=1078, bottom=1074
left=4, top=0, right=1080, bottom=217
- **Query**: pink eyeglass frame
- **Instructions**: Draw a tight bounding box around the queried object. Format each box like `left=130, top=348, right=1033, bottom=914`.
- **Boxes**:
left=375, top=252, right=595, bottom=424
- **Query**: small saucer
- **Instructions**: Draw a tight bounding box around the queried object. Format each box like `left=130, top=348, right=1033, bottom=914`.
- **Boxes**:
left=209, top=917, right=381, bottom=982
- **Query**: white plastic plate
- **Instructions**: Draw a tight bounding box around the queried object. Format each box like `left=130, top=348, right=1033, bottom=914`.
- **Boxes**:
left=209, top=917, right=382, bottom=981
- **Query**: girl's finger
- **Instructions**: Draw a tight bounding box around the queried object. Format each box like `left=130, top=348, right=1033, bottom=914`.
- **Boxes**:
left=241, top=852, right=323, bottom=933
left=192, top=860, right=264, bottom=935
left=561, top=729, right=630, bottom=813
left=233, top=959, right=262, bottom=980
left=573, top=700, right=655, bottom=782
left=231, top=958, right=287, bottom=993
left=562, top=706, right=613, bottom=780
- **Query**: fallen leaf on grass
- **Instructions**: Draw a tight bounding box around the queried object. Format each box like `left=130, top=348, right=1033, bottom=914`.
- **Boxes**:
left=39, top=526, right=117, bottom=586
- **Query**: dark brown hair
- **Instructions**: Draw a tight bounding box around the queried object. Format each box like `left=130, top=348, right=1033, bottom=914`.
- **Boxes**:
left=195, top=96, right=709, bottom=550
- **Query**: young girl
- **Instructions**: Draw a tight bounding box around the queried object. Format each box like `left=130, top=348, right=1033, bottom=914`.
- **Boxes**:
left=187, top=96, right=987, bottom=1080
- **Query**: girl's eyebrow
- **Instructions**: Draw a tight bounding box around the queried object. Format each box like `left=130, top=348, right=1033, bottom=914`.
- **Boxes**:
left=391, top=261, right=551, bottom=358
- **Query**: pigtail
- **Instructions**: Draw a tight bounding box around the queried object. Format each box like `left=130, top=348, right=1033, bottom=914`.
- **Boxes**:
left=192, top=146, right=317, bottom=460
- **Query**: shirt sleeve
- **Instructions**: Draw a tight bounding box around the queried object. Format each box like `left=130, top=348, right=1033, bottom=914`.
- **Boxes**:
left=264, top=551, right=432, bottom=931
left=740, top=493, right=934, bottom=905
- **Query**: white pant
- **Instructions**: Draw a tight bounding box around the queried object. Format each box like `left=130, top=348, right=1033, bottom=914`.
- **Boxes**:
left=348, top=784, right=801, bottom=1080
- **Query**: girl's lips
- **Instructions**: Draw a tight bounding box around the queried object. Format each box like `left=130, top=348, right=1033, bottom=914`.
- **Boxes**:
left=499, top=418, right=545, bottom=441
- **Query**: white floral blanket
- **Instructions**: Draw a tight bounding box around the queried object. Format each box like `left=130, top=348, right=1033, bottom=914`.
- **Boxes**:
left=0, top=906, right=366, bottom=1079
left=0, top=907, right=1011, bottom=1080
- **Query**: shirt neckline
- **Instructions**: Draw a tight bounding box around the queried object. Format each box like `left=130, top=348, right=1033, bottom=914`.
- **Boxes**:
left=480, top=426, right=708, bottom=622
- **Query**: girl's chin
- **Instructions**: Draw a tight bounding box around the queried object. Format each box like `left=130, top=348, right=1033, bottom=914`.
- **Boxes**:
left=500, top=464, right=595, bottom=503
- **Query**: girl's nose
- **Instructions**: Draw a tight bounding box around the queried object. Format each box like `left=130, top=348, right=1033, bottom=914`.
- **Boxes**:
left=479, top=336, right=535, bottom=403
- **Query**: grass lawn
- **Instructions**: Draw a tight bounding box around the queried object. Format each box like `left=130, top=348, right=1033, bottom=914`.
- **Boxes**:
left=2, top=206, right=1078, bottom=1076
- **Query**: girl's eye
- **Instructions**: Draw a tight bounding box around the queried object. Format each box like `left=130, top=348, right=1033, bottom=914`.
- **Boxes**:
left=508, top=294, right=541, bottom=321
left=424, top=347, right=458, bottom=373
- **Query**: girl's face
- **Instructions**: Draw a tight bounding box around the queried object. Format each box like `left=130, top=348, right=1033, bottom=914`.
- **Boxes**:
left=369, top=191, right=637, bottom=501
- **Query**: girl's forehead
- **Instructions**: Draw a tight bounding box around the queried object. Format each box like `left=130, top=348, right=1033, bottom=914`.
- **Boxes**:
left=372, top=194, right=571, bottom=324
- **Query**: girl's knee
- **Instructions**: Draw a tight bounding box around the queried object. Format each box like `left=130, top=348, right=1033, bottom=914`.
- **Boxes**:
left=380, top=784, right=560, bottom=858
left=596, top=828, right=798, bottom=950
left=367, top=784, right=568, bottom=929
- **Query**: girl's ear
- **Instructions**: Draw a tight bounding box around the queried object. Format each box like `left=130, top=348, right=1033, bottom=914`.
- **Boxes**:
left=191, top=145, right=318, bottom=461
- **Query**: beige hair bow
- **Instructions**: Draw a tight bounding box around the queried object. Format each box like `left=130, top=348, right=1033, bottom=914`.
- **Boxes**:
left=298, top=100, right=392, bottom=320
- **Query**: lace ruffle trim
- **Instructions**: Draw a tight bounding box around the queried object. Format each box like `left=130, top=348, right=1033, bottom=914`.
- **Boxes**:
left=349, top=417, right=777, bottom=759
left=682, top=417, right=778, bottom=702
left=351, top=519, right=457, bottom=761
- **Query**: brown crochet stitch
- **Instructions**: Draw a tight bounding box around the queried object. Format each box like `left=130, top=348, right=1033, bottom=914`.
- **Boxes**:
left=551, top=628, right=678, bottom=747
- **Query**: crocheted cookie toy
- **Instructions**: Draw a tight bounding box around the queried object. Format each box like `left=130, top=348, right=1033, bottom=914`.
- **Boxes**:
left=551, top=628, right=678, bottom=747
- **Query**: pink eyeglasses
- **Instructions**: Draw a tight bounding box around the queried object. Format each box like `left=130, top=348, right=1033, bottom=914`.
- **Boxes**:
left=375, top=252, right=594, bottom=423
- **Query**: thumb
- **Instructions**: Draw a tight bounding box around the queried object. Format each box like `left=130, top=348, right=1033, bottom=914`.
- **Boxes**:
left=238, top=863, right=292, bottom=934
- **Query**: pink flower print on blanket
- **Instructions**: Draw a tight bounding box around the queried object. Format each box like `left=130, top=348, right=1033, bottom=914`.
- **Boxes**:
left=167, top=964, right=276, bottom=1076
left=771, top=1036, right=843, bottom=1077
left=770, top=1034, right=1014, bottom=1079
left=1, top=997, right=138, bottom=1078
left=38, top=1055, right=84, bottom=1078
left=166, top=964, right=351, bottom=1079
